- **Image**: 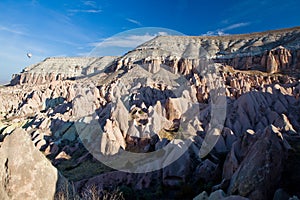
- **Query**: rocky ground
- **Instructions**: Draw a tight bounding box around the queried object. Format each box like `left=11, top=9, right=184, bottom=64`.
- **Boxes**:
left=1, top=27, right=300, bottom=200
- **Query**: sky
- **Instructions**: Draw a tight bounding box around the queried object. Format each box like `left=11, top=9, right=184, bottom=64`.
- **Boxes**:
left=0, top=0, right=299, bottom=84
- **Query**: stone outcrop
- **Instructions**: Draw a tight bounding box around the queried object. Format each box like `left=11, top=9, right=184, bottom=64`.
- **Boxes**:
left=222, top=126, right=290, bottom=200
left=193, top=190, right=249, bottom=200
left=115, top=26, right=300, bottom=75
left=0, top=128, right=67, bottom=200
left=265, top=46, right=292, bottom=73
left=10, top=56, right=117, bottom=85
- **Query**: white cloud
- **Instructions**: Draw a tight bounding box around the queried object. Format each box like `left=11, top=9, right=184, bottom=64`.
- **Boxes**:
left=204, top=30, right=227, bottom=36
left=157, top=31, right=169, bottom=36
left=91, top=33, right=157, bottom=48
left=68, top=1, right=101, bottom=14
left=79, top=28, right=182, bottom=57
left=126, top=18, right=142, bottom=26
left=85, top=33, right=167, bottom=56
left=221, top=22, right=250, bottom=31
left=68, top=9, right=101, bottom=13
left=77, top=52, right=90, bottom=57
left=0, top=25, right=25, bottom=35
left=204, top=22, right=250, bottom=36
left=83, top=1, right=97, bottom=8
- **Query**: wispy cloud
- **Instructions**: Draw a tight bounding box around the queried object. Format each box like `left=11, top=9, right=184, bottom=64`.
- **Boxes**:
left=157, top=32, right=168, bottom=36
left=0, top=1, right=100, bottom=83
left=204, top=30, right=228, bottom=36
left=83, top=1, right=97, bottom=8
left=91, top=31, right=169, bottom=49
left=67, top=1, right=101, bottom=14
left=204, top=22, right=250, bottom=36
left=126, top=18, right=142, bottom=26
left=68, top=9, right=102, bottom=13
left=0, top=25, right=25, bottom=35
left=91, top=34, right=155, bottom=48
left=221, top=22, right=250, bottom=31
left=82, top=32, right=169, bottom=56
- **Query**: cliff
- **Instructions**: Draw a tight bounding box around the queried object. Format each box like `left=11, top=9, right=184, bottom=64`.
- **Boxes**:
left=116, top=26, right=300, bottom=75
left=10, top=56, right=118, bottom=85
left=11, top=27, right=300, bottom=86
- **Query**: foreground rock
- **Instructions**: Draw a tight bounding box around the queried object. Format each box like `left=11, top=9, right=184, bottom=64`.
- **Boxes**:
left=193, top=189, right=249, bottom=200
left=0, top=128, right=66, bottom=200
left=222, top=126, right=290, bottom=200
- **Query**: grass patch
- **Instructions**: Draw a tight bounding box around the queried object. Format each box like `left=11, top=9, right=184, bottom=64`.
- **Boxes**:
left=158, top=126, right=188, bottom=141
left=55, top=182, right=124, bottom=200
left=57, top=159, right=113, bottom=181
left=159, top=129, right=178, bottom=141
left=54, top=144, right=113, bottom=181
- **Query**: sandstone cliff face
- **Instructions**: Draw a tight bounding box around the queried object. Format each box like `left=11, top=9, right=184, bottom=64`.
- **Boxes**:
left=10, top=27, right=300, bottom=86
left=1, top=27, right=300, bottom=199
left=114, top=27, right=300, bottom=76
left=10, top=56, right=118, bottom=85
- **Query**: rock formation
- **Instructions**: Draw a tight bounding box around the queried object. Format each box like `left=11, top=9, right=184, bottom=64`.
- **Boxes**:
left=1, top=26, right=300, bottom=199
left=10, top=56, right=118, bottom=85
left=222, top=126, right=290, bottom=199
left=0, top=128, right=67, bottom=200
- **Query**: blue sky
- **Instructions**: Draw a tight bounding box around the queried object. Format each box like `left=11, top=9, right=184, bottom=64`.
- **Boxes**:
left=0, top=0, right=299, bottom=84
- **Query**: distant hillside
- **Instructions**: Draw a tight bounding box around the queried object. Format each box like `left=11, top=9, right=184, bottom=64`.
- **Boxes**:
left=11, top=26, right=300, bottom=86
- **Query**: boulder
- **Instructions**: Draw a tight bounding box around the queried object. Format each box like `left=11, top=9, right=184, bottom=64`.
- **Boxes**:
left=273, top=188, right=290, bottom=200
left=227, top=126, right=289, bottom=200
left=193, top=190, right=249, bottom=200
left=0, top=128, right=66, bottom=200
left=195, top=159, right=218, bottom=182
left=193, top=191, right=208, bottom=200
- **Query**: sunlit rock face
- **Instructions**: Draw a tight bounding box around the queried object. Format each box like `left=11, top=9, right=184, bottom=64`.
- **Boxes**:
left=117, top=27, right=300, bottom=75
left=10, top=56, right=118, bottom=85
left=1, top=26, right=300, bottom=199
left=10, top=27, right=300, bottom=86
